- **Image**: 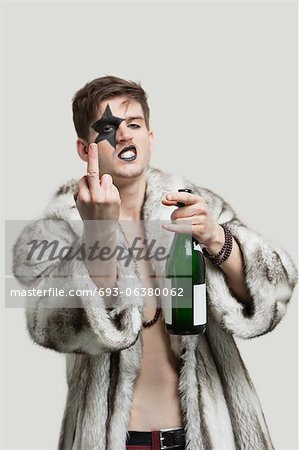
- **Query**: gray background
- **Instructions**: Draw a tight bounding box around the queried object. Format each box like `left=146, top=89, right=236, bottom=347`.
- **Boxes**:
left=1, top=1, right=297, bottom=449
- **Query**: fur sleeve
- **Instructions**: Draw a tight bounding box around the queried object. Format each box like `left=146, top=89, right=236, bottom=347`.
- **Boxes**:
left=13, top=218, right=142, bottom=354
left=196, top=187, right=297, bottom=339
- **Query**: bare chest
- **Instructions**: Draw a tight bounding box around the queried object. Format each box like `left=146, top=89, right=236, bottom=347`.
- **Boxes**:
left=122, top=221, right=183, bottom=429
left=128, top=320, right=182, bottom=430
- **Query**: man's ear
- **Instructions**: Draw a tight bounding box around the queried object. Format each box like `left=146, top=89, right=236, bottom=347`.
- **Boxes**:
left=149, top=130, right=154, bottom=154
left=77, top=139, right=89, bottom=162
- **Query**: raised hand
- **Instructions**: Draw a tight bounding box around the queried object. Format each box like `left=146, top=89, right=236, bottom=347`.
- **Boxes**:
left=74, top=143, right=121, bottom=223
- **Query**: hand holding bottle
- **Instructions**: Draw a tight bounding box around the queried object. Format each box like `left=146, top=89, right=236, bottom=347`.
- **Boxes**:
left=162, top=191, right=224, bottom=251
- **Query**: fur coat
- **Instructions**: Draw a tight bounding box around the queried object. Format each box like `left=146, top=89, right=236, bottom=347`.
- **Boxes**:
left=13, top=167, right=297, bottom=450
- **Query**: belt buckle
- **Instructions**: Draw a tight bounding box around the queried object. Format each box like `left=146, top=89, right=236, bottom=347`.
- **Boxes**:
left=159, top=427, right=183, bottom=450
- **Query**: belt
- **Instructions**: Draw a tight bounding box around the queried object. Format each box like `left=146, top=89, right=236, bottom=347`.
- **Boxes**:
left=126, top=427, right=186, bottom=449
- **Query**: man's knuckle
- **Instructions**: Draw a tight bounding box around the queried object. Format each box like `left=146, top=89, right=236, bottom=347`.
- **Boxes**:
left=102, top=198, right=112, bottom=206
left=78, top=194, right=88, bottom=203
left=87, top=169, right=98, bottom=177
left=90, top=193, right=101, bottom=204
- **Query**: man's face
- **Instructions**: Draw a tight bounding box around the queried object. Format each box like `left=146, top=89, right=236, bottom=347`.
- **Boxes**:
left=86, top=96, right=153, bottom=182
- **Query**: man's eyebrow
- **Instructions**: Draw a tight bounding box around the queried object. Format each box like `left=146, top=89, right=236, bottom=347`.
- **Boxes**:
left=125, top=116, right=144, bottom=122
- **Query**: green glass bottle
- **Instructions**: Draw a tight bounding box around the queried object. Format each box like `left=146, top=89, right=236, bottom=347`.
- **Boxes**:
left=164, top=189, right=207, bottom=335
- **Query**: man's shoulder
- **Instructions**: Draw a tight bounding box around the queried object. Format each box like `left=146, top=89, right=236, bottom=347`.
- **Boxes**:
left=147, top=166, right=234, bottom=222
left=43, top=178, right=79, bottom=220
left=147, top=166, right=223, bottom=203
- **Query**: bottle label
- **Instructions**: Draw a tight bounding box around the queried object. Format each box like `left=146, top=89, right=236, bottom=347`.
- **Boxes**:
left=193, top=241, right=203, bottom=253
left=162, top=279, right=206, bottom=326
left=163, top=278, right=173, bottom=325
left=193, top=284, right=206, bottom=325
left=185, top=240, right=192, bottom=255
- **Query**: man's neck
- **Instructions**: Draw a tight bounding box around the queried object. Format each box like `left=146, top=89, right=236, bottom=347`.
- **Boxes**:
left=118, top=175, right=147, bottom=220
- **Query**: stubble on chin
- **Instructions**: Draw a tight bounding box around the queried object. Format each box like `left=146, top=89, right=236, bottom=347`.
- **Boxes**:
left=112, top=164, right=149, bottom=180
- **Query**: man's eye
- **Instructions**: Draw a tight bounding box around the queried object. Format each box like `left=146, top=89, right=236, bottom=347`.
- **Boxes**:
left=103, top=125, right=115, bottom=133
left=128, top=123, right=140, bottom=129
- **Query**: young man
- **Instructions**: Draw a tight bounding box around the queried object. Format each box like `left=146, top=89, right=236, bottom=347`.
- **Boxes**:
left=14, top=76, right=297, bottom=450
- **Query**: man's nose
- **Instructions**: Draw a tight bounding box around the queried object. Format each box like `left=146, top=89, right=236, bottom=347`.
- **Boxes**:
left=116, top=123, right=132, bottom=143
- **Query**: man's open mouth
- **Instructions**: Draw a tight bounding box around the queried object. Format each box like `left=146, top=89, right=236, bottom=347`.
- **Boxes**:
left=118, top=145, right=137, bottom=161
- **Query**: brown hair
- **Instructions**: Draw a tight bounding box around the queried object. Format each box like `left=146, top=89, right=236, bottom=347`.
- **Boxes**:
left=72, top=75, right=150, bottom=140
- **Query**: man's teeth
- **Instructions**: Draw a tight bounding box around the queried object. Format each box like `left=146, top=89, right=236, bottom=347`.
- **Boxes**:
left=119, top=150, right=136, bottom=160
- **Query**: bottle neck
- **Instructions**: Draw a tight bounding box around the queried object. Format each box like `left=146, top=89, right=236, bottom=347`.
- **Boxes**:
left=171, top=232, right=193, bottom=256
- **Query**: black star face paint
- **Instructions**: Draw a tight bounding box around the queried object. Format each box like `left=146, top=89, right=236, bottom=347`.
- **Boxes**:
left=91, top=104, right=125, bottom=149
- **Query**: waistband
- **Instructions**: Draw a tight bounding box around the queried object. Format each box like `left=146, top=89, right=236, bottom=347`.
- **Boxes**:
left=126, top=427, right=185, bottom=449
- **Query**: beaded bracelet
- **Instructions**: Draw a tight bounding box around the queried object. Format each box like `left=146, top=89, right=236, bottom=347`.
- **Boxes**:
left=202, top=224, right=233, bottom=266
